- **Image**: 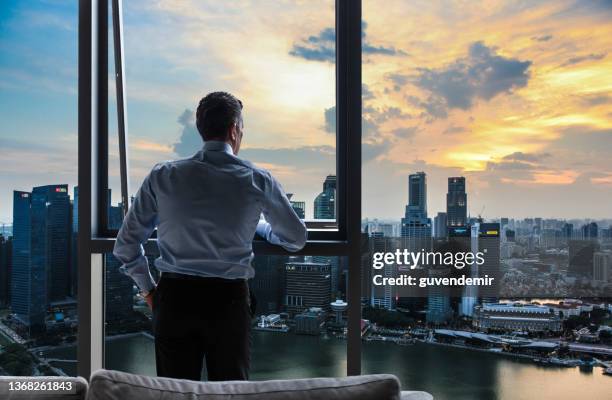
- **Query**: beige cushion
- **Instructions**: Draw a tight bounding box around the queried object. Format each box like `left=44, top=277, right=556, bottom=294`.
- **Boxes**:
left=0, top=376, right=88, bottom=400
left=87, top=369, right=402, bottom=400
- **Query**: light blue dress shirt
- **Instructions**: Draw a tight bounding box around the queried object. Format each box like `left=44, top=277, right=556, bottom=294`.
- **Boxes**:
left=113, top=140, right=308, bottom=292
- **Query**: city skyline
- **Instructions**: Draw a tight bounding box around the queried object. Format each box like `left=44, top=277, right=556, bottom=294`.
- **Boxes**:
left=2, top=0, right=612, bottom=221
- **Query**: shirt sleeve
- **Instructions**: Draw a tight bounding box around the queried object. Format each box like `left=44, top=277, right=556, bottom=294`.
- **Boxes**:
left=112, top=170, right=158, bottom=292
left=256, top=174, right=307, bottom=252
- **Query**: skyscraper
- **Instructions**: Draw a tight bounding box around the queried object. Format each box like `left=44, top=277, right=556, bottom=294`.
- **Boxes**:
left=477, top=223, right=501, bottom=303
left=0, top=235, right=12, bottom=308
left=251, top=255, right=289, bottom=314
left=285, top=262, right=331, bottom=315
left=31, top=185, right=71, bottom=303
left=434, top=212, right=447, bottom=238
left=401, top=172, right=432, bottom=243
left=286, top=193, right=305, bottom=219
left=106, top=195, right=134, bottom=321
left=11, top=190, right=46, bottom=333
left=314, top=175, right=336, bottom=219
left=447, top=177, right=467, bottom=227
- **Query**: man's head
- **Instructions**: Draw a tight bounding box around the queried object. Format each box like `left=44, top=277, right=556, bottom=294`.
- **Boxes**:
left=196, top=91, right=244, bottom=154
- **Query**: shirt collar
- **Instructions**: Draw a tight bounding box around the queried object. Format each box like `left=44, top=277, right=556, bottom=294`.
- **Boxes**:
left=203, top=140, right=234, bottom=155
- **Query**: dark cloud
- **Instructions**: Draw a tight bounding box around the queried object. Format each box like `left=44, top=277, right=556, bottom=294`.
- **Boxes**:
left=172, top=109, right=202, bottom=157
left=407, top=95, right=448, bottom=120
left=241, top=145, right=335, bottom=171
left=387, top=73, right=409, bottom=91
left=442, top=125, right=467, bottom=135
left=412, top=41, right=531, bottom=118
left=362, top=83, right=375, bottom=100
left=324, top=106, right=336, bottom=133
left=486, top=160, right=538, bottom=171
left=362, top=140, right=391, bottom=162
left=391, top=127, right=417, bottom=139
left=531, top=35, right=553, bottom=42
left=582, top=94, right=612, bottom=106
left=562, top=53, right=606, bottom=67
left=290, top=22, right=405, bottom=63
left=502, top=152, right=551, bottom=162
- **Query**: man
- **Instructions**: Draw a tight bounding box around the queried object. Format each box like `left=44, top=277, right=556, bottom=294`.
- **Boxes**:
left=113, top=91, right=307, bottom=381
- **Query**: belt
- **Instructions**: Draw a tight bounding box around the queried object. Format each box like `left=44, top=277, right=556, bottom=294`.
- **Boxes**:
left=161, top=271, right=246, bottom=283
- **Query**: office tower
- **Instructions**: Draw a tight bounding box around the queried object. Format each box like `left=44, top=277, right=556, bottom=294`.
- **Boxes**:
left=11, top=191, right=46, bottom=333
left=285, top=262, right=331, bottom=316
left=401, top=172, right=432, bottom=247
left=0, top=235, right=12, bottom=308
left=446, top=177, right=467, bottom=227
left=251, top=255, right=289, bottom=314
left=31, top=185, right=71, bottom=303
left=581, top=222, right=598, bottom=239
left=460, top=223, right=480, bottom=317
left=286, top=193, right=305, bottom=219
left=70, top=186, right=79, bottom=297
left=105, top=255, right=134, bottom=321
left=434, top=212, right=447, bottom=238
left=562, top=223, right=573, bottom=240
left=426, top=239, right=454, bottom=324
left=569, top=240, right=600, bottom=277
left=105, top=195, right=133, bottom=321
left=477, top=223, right=501, bottom=303
left=314, top=175, right=336, bottom=219
left=593, top=251, right=612, bottom=282
left=312, top=256, right=346, bottom=300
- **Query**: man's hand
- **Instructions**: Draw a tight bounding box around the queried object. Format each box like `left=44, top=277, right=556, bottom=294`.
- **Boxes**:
left=143, top=288, right=156, bottom=310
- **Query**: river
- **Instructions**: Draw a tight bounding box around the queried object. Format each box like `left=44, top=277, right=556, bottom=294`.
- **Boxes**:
left=42, top=331, right=611, bottom=400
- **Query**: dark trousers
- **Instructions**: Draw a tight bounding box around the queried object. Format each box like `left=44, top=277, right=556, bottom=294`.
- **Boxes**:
left=152, top=273, right=252, bottom=381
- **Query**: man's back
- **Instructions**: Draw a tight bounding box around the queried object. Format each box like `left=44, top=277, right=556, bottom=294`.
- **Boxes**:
left=113, top=140, right=307, bottom=292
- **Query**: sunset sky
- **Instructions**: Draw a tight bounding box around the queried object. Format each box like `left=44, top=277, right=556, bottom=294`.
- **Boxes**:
left=1, top=0, right=611, bottom=222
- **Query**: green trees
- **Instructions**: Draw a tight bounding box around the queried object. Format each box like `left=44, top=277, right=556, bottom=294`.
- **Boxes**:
left=0, top=343, right=34, bottom=376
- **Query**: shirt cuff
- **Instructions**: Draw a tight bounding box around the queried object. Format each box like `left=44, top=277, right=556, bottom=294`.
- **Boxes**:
left=119, top=255, right=156, bottom=293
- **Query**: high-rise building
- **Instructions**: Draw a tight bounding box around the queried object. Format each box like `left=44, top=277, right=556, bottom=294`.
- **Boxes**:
left=31, top=185, right=71, bottom=303
left=477, top=223, right=501, bottom=303
left=285, top=262, right=331, bottom=316
left=447, top=177, right=467, bottom=227
left=105, top=255, right=134, bottom=321
left=70, top=186, right=79, bottom=297
left=314, top=175, right=336, bottom=220
left=251, top=255, right=289, bottom=314
left=460, top=223, right=480, bottom=317
left=105, top=196, right=133, bottom=321
left=11, top=190, right=46, bottom=333
left=581, top=222, right=598, bottom=240
left=593, top=251, right=612, bottom=283
left=569, top=239, right=600, bottom=277
left=434, top=212, right=447, bottom=238
left=0, top=235, right=12, bottom=308
left=401, top=172, right=432, bottom=245
left=286, top=193, right=305, bottom=219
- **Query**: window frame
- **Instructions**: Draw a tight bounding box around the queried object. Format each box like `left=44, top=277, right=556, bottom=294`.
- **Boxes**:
left=78, top=0, right=361, bottom=378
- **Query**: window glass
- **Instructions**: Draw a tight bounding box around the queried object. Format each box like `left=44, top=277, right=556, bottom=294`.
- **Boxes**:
left=110, top=1, right=337, bottom=224
left=0, top=1, right=79, bottom=376
left=361, top=1, right=612, bottom=399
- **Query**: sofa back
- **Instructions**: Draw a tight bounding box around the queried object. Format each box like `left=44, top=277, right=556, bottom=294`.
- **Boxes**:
left=86, top=369, right=402, bottom=400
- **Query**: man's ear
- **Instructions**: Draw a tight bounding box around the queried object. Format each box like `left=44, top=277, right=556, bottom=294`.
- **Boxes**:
left=229, top=123, right=238, bottom=142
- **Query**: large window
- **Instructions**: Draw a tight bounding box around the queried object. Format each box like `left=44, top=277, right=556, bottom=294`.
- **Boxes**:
left=0, top=1, right=79, bottom=376
left=360, top=1, right=612, bottom=399
left=80, top=0, right=361, bottom=379
left=106, top=0, right=338, bottom=232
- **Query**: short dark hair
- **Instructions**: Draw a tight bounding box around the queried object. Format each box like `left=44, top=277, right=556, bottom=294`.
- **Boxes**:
left=195, top=92, right=243, bottom=141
